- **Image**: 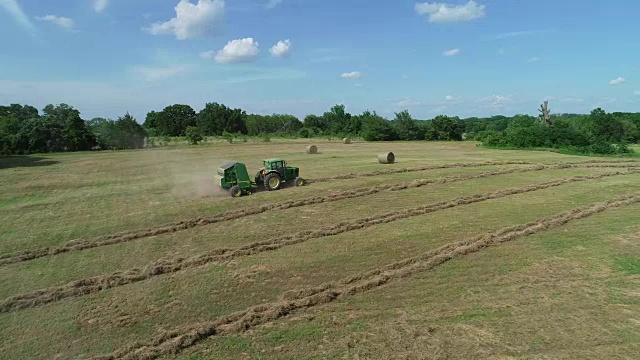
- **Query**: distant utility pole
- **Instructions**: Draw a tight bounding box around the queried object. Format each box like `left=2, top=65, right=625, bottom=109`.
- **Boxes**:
left=539, top=100, right=552, bottom=126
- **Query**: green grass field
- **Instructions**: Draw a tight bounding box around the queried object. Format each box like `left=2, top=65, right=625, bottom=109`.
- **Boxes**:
left=1, top=140, right=639, bottom=360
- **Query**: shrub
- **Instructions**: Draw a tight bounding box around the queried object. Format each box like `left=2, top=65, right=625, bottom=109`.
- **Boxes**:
left=222, top=131, right=234, bottom=144
left=185, top=126, right=204, bottom=145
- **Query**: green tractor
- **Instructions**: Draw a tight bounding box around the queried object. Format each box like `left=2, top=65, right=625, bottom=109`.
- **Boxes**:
left=215, top=158, right=304, bottom=197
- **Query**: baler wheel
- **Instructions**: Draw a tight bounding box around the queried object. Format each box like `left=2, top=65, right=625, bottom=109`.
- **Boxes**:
left=229, top=185, right=242, bottom=197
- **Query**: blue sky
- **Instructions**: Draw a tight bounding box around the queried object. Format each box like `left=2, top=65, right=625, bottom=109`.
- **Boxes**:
left=1, top=0, right=638, bottom=121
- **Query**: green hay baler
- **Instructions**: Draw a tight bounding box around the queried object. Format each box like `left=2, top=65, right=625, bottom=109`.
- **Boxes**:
left=216, top=159, right=304, bottom=197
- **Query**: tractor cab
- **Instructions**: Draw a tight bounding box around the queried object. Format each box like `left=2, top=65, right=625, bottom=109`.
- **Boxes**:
left=255, top=158, right=303, bottom=191
left=263, top=158, right=287, bottom=179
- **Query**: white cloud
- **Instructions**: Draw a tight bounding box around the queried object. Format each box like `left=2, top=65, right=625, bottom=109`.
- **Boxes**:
left=215, top=67, right=306, bottom=84
left=144, top=0, right=225, bottom=40
left=212, top=37, right=260, bottom=64
left=93, top=0, right=109, bottom=13
left=494, top=29, right=553, bottom=40
left=265, top=0, right=282, bottom=9
left=432, top=105, right=447, bottom=113
left=341, top=71, right=362, bottom=79
left=527, top=56, right=541, bottom=63
left=0, top=0, right=36, bottom=32
left=491, top=95, right=511, bottom=106
left=415, top=0, right=485, bottom=23
left=35, top=15, right=74, bottom=30
left=609, top=76, right=625, bottom=85
left=199, top=50, right=216, bottom=59
left=133, top=65, right=187, bottom=82
left=309, top=55, right=344, bottom=63
left=395, top=98, right=423, bottom=107
left=443, top=48, right=461, bottom=56
left=559, top=97, right=585, bottom=103
left=478, top=94, right=512, bottom=109
left=439, top=95, right=463, bottom=105
left=269, top=39, right=291, bottom=57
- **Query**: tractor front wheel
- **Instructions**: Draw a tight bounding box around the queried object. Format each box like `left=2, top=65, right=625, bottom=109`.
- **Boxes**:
left=229, top=185, right=242, bottom=198
left=294, top=177, right=304, bottom=186
left=264, top=173, right=281, bottom=191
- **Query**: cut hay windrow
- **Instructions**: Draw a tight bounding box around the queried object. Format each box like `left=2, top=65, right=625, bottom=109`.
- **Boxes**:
left=89, top=193, right=640, bottom=360
left=2, top=170, right=637, bottom=313
left=0, top=160, right=637, bottom=267
left=307, top=160, right=530, bottom=183
left=560, top=159, right=640, bottom=165
left=305, top=159, right=640, bottom=183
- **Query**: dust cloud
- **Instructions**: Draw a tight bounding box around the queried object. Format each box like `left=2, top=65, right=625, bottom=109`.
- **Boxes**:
left=171, top=171, right=227, bottom=198
left=159, top=154, right=228, bottom=199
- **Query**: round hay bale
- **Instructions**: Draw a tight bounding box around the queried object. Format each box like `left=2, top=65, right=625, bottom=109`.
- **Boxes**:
left=306, top=145, right=318, bottom=154
left=378, top=152, right=395, bottom=164
left=343, top=137, right=352, bottom=144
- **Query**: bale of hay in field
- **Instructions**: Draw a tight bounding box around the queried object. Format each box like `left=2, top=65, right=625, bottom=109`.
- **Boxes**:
left=378, top=152, right=395, bottom=164
left=306, top=145, right=318, bottom=154
left=343, top=137, right=352, bottom=144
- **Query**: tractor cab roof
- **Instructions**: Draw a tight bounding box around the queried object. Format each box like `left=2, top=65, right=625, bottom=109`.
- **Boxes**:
left=263, top=158, right=284, bottom=163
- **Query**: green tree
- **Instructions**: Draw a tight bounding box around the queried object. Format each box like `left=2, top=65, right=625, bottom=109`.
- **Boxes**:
left=359, top=111, right=397, bottom=141
left=245, top=114, right=270, bottom=135
left=589, top=108, right=625, bottom=143
left=196, top=102, right=246, bottom=135
left=147, top=104, right=196, bottom=136
left=0, top=116, right=21, bottom=154
left=43, top=103, right=95, bottom=151
left=503, top=118, right=550, bottom=148
left=143, top=110, right=162, bottom=130
left=271, top=114, right=303, bottom=134
left=323, top=104, right=354, bottom=135
left=298, top=127, right=315, bottom=138
left=303, top=114, right=328, bottom=134
left=548, top=119, right=590, bottom=147
left=87, top=114, right=147, bottom=150
left=16, top=117, right=66, bottom=153
left=113, top=113, right=147, bottom=149
left=393, top=110, right=422, bottom=140
left=86, top=117, right=114, bottom=149
left=0, top=104, right=39, bottom=121
left=429, top=115, right=463, bottom=141
left=245, top=114, right=302, bottom=135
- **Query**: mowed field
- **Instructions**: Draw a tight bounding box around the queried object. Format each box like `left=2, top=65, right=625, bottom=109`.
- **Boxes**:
left=1, top=140, right=640, bottom=360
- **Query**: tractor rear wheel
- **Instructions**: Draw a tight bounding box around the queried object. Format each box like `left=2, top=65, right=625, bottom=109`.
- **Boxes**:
left=294, top=177, right=304, bottom=186
left=229, top=185, right=242, bottom=197
left=263, top=173, right=281, bottom=191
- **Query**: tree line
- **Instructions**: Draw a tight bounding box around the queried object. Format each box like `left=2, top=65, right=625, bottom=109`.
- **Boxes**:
left=471, top=109, right=640, bottom=155
left=0, top=104, right=147, bottom=155
left=1, top=101, right=639, bottom=155
left=141, top=102, right=466, bottom=144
